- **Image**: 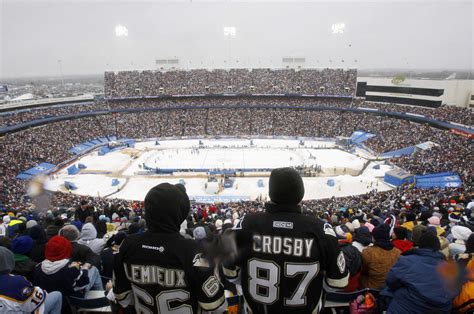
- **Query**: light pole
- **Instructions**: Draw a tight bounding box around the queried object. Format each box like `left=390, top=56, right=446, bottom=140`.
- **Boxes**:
left=57, top=59, right=64, bottom=86
left=224, top=26, right=236, bottom=68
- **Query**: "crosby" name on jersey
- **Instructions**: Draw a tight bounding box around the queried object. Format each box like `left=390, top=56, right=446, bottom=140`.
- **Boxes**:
left=125, top=264, right=186, bottom=287
left=252, top=235, right=314, bottom=258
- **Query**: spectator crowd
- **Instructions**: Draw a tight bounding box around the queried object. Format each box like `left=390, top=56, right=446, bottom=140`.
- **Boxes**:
left=0, top=67, right=472, bottom=313
left=0, top=173, right=474, bottom=312
left=1, top=106, right=472, bottom=212
left=104, top=68, right=357, bottom=97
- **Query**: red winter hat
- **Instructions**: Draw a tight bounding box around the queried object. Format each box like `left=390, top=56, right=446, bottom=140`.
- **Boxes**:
left=45, top=236, right=72, bottom=261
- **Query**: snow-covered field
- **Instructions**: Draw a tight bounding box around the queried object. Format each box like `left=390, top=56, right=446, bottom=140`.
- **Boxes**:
left=44, top=138, right=394, bottom=202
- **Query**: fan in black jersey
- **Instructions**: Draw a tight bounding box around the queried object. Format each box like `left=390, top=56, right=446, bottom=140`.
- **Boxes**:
left=223, top=167, right=349, bottom=314
left=113, top=183, right=227, bottom=313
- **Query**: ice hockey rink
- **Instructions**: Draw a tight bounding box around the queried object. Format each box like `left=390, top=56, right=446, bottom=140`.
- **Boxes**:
left=44, top=138, right=394, bottom=202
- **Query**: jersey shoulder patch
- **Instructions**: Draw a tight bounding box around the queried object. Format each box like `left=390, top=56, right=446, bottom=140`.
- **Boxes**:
left=0, top=275, right=33, bottom=301
left=324, top=223, right=336, bottom=237
left=337, top=251, right=346, bottom=274
left=192, top=253, right=210, bottom=268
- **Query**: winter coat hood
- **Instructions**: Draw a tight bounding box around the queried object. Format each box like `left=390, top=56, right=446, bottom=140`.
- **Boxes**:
left=40, top=258, right=69, bottom=275
left=144, top=183, right=190, bottom=233
left=80, top=223, right=97, bottom=241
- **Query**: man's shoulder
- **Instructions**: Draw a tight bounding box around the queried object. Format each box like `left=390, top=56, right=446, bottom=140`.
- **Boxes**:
left=73, top=241, right=94, bottom=252
left=122, top=232, right=198, bottom=252
left=242, top=211, right=325, bottom=227
left=0, top=274, right=31, bottom=293
left=361, top=245, right=376, bottom=257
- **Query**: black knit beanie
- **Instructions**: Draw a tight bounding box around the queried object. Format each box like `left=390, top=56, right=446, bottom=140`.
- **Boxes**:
left=405, top=213, right=416, bottom=222
left=372, top=223, right=391, bottom=241
left=393, top=227, right=408, bottom=240
left=268, top=167, right=304, bottom=205
left=419, top=211, right=433, bottom=223
left=419, top=227, right=440, bottom=251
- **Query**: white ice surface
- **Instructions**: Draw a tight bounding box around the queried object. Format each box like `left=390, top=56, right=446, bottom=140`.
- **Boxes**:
left=143, top=148, right=364, bottom=171
left=44, top=174, right=126, bottom=198
left=45, top=138, right=394, bottom=202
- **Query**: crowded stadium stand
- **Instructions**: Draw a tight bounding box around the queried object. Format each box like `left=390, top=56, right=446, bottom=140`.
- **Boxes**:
left=104, top=68, right=357, bottom=97
left=1, top=68, right=473, bottom=313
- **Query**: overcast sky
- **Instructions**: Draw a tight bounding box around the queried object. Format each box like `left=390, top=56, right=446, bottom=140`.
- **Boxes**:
left=1, top=0, right=472, bottom=78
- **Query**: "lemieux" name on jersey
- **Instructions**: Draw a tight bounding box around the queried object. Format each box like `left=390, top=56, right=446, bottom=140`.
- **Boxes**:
left=124, top=264, right=187, bottom=287
left=252, top=235, right=314, bottom=258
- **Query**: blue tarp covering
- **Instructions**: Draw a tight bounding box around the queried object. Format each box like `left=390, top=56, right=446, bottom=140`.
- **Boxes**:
left=349, top=131, right=376, bottom=144
left=257, top=179, right=264, bottom=188
left=24, top=162, right=56, bottom=176
left=327, top=179, right=335, bottom=187
left=209, top=169, right=236, bottom=175
left=69, top=135, right=117, bottom=155
left=98, top=146, right=110, bottom=156
left=89, top=139, right=102, bottom=145
left=17, top=162, right=56, bottom=180
left=415, top=172, right=462, bottom=188
left=69, top=144, right=91, bottom=155
left=224, top=179, right=235, bottom=188
left=123, top=139, right=136, bottom=147
left=111, top=178, right=120, bottom=186
left=67, top=164, right=80, bottom=175
left=381, top=146, right=416, bottom=158
left=384, top=169, right=414, bottom=186
left=16, top=173, right=34, bottom=180
left=64, top=181, right=77, bottom=190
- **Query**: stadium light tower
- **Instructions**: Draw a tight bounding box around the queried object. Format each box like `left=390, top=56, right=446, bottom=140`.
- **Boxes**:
left=57, top=59, right=64, bottom=87
left=224, top=26, right=236, bottom=38
left=331, top=23, right=345, bottom=34
left=224, top=26, right=236, bottom=68
left=115, top=24, right=129, bottom=37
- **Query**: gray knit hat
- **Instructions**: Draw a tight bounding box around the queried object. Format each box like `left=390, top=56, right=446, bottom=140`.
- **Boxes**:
left=0, top=247, right=15, bottom=274
left=26, top=220, right=38, bottom=229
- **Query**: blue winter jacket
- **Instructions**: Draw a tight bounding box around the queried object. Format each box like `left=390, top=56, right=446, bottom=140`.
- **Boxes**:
left=385, top=248, right=454, bottom=314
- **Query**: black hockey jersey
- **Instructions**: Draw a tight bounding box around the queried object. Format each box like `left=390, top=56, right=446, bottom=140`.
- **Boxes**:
left=113, top=231, right=226, bottom=313
left=223, top=206, right=349, bottom=314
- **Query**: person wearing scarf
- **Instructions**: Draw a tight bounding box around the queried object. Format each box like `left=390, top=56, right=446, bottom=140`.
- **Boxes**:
left=391, top=227, right=413, bottom=253
left=352, top=226, right=373, bottom=253
left=360, top=223, right=401, bottom=289
left=27, top=224, right=48, bottom=263
left=11, top=235, right=37, bottom=281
